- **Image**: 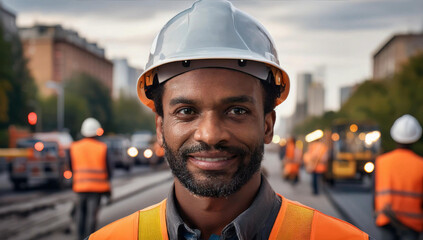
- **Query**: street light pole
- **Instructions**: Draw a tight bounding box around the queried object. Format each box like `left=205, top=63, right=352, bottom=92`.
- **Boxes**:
left=46, top=81, right=64, bottom=132
left=57, top=86, right=64, bottom=131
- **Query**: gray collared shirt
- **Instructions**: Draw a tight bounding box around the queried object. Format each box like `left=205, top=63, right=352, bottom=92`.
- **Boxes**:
left=166, top=175, right=282, bottom=240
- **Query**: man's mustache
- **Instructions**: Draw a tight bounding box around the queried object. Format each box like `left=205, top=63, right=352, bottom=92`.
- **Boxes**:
left=179, top=142, right=248, bottom=159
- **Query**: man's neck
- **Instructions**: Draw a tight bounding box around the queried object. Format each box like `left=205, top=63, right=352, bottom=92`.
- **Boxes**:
left=174, top=172, right=261, bottom=239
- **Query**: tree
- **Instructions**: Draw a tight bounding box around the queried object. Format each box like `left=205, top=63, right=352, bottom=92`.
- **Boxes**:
left=63, top=73, right=113, bottom=138
left=0, top=22, right=38, bottom=147
left=112, top=94, right=155, bottom=134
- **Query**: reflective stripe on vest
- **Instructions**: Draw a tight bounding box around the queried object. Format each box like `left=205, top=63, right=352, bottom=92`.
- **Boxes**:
left=138, top=200, right=168, bottom=240
left=376, top=189, right=423, bottom=198
left=88, top=194, right=368, bottom=239
left=269, top=195, right=314, bottom=239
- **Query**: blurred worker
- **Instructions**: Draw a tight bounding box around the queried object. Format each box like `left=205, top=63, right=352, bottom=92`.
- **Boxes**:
left=374, top=114, right=423, bottom=240
left=70, top=118, right=112, bottom=240
left=282, top=137, right=302, bottom=184
left=87, top=0, right=370, bottom=239
left=153, top=141, right=165, bottom=165
left=304, top=138, right=329, bottom=195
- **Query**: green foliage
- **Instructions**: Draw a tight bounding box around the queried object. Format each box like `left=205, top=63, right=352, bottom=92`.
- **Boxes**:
left=0, top=21, right=38, bottom=147
left=0, top=25, right=13, bottom=123
left=112, top=94, right=155, bottom=134
left=62, top=73, right=112, bottom=138
left=40, top=72, right=154, bottom=138
left=294, top=111, right=344, bottom=135
left=64, top=93, right=90, bottom=138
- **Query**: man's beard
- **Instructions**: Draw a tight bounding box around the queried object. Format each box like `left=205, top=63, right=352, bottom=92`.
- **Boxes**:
left=163, top=137, right=264, bottom=198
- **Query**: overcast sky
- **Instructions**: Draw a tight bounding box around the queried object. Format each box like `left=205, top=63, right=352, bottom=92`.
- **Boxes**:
left=3, top=0, right=423, bottom=128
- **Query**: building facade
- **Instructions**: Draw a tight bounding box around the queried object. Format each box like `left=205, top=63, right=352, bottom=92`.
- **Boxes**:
left=340, top=85, right=354, bottom=107
left=112, top=58, right=143, bottom=99
left=19, top=25, right=113, bottom=96
left=373, top=33, right=423, bottom=80
left=0, top=3, right=17, bottom=41
left=307, top=82, right=325, bottom=117
left=293, top=73, right=313, bottom=124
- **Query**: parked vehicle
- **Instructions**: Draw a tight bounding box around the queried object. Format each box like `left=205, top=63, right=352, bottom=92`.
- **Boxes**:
left=130, top=131, right=154, bottom=165
left=9, top=136, right=72, bottom=190
left=100, top=135, right=134, bottom=171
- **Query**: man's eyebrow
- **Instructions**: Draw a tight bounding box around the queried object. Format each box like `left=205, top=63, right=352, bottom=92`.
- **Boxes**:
left=169, top=97, right=197, bottom=106
left=221, top=95, right=256, bottom=105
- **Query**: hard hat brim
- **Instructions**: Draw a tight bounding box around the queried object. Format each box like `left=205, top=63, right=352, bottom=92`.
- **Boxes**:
left=137, top=50, right=290, bottom=112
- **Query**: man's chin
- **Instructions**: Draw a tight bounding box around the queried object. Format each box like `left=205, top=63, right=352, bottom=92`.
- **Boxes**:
left=191, top=172, right=233, bottom=186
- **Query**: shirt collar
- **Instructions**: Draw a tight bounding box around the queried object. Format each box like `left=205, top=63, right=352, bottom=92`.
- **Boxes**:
left=166, top=175, right=280, bottom=240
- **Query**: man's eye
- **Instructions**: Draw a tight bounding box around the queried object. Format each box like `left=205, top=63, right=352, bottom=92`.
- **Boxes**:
left=176, top=108, right=195, bottom=115
left=228, top=107, right=248, bottom=115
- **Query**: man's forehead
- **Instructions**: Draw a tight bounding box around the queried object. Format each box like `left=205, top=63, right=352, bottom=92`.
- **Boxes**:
left=161, top=68, right=263, bottom=103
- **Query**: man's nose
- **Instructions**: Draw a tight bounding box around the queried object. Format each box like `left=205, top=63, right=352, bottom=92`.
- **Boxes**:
left=193, top=112, right=230, bottom=146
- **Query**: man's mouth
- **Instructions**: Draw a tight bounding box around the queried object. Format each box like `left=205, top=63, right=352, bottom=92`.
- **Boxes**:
left=188, top=152, right=238, bottom=170
left=193, top=156, right=234, bottom=162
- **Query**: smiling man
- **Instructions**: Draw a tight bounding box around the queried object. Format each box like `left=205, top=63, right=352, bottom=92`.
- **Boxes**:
left=88, top=0, right=371, bottom=239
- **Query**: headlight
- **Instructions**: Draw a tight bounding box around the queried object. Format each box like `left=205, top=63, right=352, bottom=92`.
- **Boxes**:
left=364, top=162, right=374, bottom=173
left=127, top=147, right=139, bottom=157
left=143, top=149, right=153, bottom=159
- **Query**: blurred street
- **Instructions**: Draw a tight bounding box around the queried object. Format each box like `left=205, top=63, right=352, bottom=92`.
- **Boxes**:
left=0, top=146, right=383, bottom=240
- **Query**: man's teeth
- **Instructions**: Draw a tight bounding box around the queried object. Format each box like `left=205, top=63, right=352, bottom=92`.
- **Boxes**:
left=195, top=157, right=230, bottom=162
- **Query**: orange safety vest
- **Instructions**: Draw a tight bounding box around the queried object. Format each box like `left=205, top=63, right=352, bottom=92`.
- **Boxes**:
left=304, top=142, right=328, bottom=174
left=70, top=138, right=110, bottom=193
left=89, top=194, right=368, bottom=240
left=375, top=148, right=423, bottom=232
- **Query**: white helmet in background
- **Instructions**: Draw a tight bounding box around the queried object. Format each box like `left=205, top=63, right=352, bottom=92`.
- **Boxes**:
left=81, top=118, right=102, bottom=138
left=390, top=114, right=422, bottom=144
left=137, top=0, right=290, bottom=111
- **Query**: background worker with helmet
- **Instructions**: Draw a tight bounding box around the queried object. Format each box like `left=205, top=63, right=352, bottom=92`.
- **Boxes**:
left=281, top=137, right=302, bottom=184
left=304, top=137, right=329, bottom=195
left=374, top=114, right=423, bottom=240
left=88, top=0, right=370, bottom=239
left=70, top=118, right=112, bottom=240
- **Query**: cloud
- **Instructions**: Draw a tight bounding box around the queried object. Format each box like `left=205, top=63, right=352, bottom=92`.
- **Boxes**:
left=263, top=1, right=423, bottom=31
left=3, top=0, right=192, bottom=21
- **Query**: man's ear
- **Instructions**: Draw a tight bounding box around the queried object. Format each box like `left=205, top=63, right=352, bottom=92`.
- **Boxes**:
left=155, top=114, right=164, bottom=146
left=264, top=110, right=276, bottom=144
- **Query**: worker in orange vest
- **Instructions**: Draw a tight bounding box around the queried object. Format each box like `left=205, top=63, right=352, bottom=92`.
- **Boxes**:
left=282, top=137, right=302, bottom=184
left=70, top=118, right=112, bottom=240
left=374, top=114, right=423, bottom=240
left=87, top=0, right=371, bottom=239
left=304, top=138, right=328, bottom=195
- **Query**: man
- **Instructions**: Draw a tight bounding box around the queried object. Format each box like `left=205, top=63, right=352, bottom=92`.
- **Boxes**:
left=70, top=117, right=112, bottom=240
left=374, top=114, right=423, bottom=240
left=88, top=0, right=370, bottom=239
left=304, top=138, right=329, bottom=195
left=282, top=137, right=302, bottom=184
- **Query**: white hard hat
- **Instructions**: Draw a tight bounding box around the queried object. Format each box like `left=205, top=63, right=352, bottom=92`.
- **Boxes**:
left=390, top=114, right=422, bottom=144
left=137, top=0, right=290, bottom=111
left=81, top=118, right=102, bottom=138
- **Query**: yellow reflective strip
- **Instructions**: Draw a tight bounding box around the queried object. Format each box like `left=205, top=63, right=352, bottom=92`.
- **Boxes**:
left=276, top=202, right=314, bottom=239
left=139, top=203, right=163, bottom=240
